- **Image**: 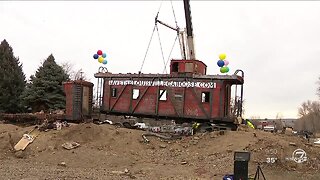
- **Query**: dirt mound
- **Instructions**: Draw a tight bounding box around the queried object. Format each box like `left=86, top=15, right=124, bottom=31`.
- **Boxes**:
left=0, top=123, right=35, bottom=158
left=0, top=122, right=319, bottom=179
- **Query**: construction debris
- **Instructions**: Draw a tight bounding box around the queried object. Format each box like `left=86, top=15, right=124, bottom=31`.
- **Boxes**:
left=39, top=120, right=69, bottom=132
left=62, top=142, right=80, bottom=150
left=93, top=119, right=113, bottom=125
left=289, top=142, right=297, bottom=146
left=134, top=122, right=148, bottom=130
left=142, top=132, right=172, bottom=140
left=14, top=127, right=40, bottom=151
left=141, top=134, right=150, bottom=143
left=181, top=161, right=188, bottom=165
left=14, top=134, right=35, bottom=151
left=111, top=168, right=130, bottom=175
left=58, top=162, right=67, bottom=167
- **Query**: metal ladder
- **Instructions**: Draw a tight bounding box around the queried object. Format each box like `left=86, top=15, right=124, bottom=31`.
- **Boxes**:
left=95, top=66, right=108, bottom=108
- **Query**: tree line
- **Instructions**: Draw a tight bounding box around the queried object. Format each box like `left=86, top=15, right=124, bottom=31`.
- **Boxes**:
left=295, top=100, right=320, bottom=133
left=295, top=79, right=320, bottom=133
left=0, top=39, right=72, bottom=113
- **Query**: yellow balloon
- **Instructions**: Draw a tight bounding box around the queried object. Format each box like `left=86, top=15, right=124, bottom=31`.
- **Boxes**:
left=219, top=53, right=226, bottom=60
left=98, top=56, right=104, bottom=63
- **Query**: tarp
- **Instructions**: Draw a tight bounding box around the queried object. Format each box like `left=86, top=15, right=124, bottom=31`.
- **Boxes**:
left=246, top=119, right=255, bottom=129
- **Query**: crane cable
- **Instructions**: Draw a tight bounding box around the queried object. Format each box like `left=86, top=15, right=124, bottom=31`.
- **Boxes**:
left=162, top=0, right=180, bottom=73
left=155, top=25, right=168, bottom=73
left=139, top=0, right=179, bottom=74
left=139, top=1, right=163, bottom=73
left=139, top=25, right=156, bottom=73
left=171, top=0, right=184, bottom=60
left=171, top=0, right=179, bottom=29
left=162, top=34, right=178, bottom=74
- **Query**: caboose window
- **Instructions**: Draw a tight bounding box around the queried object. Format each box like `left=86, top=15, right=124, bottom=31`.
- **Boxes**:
left=111, top=88, right=117, bottom=97
left=133, top=89, right=139, bottom=99
left=172, top=62, right=179, bottom=72
left=201, top=92, right=210, bottom=103
left=159, top=89, right=167, bottom=101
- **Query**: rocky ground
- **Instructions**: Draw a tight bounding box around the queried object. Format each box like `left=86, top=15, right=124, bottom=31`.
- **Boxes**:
left=0, top=121, right=320, bottom=180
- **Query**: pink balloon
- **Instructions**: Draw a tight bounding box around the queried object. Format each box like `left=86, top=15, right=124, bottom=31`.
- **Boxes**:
left=224, top=60, right=229, bottom=66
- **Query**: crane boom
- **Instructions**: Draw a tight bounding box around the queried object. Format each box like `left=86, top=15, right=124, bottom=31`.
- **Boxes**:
left=183, top=0, right=196, bottom=60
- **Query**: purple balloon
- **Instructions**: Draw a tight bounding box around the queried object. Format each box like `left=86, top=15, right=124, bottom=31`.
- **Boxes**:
left=224, top=60, right=229, bottom=66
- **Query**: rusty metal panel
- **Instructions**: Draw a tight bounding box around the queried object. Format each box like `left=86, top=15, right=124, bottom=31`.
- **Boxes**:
left=185, top=62, right=194, bottom=72
left=63, top=81, right=94, bottom=121
left=88, top=84, right=93, bottom=116
left=133, top=87, right=157, bottom=115
left=110, top=85, right=131, bottom=112
left=103, top=79, right=110, bottom=110
left=184, top=87, right=211, bottom=119
left=63, top=83, right=73, bottom=120
left=158, top=101, right=176, bottom=116
left=82, top=86, right=89, bottom=116
left=72, top=84, right=82, bottom=120
left=212, top=82, right=222, bottom=118
left=184, top=88, right=201, bottom=117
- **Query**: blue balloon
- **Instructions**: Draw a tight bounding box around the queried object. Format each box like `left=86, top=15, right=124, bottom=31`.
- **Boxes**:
left=102, top=59, right=107, bottom=64
left=102, top=53, right=107, bottom=58
left=93, top=54, right=99, bottom=59
left=217, top=60, right=225, bottom=67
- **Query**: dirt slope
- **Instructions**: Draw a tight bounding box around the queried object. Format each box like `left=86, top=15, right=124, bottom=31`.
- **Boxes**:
left=0, top=122, right=319, bottom=179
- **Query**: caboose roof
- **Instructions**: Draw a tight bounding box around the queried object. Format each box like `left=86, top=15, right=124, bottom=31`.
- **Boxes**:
left=94, top=72, right=243, bottom=84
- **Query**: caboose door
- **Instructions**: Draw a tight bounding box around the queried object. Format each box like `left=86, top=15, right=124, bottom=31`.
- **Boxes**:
left=169, top=88, right=184, bottom=118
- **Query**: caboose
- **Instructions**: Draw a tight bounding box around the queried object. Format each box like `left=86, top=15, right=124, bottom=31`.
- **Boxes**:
left=94, top=0, right=244, bottom=129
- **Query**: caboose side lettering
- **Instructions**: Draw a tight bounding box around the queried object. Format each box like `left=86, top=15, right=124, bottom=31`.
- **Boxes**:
left=108, top=80, right=215, bottom=88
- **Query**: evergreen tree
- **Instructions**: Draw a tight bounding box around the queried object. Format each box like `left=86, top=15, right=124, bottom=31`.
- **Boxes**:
left=22, top=54, right=69, bottom=112
left=0, top=39, right=26, bottom=113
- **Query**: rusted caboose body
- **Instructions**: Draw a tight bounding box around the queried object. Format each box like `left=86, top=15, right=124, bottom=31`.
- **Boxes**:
left=63, top=80, right=94, bottom=121
left=94, top=0, right=244, bottom=128
left=95, top=60, right=244, bottom=127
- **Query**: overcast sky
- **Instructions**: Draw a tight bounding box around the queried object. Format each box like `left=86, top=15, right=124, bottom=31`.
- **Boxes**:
left=1, top=1, right=320, bottom=119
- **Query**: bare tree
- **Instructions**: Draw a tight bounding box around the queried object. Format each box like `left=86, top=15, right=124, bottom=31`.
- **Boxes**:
left=276, top=112, right=283, bottom=120
left=274, top=112, right=284, bottom=132
left=296, top=100, right=320, bottom=132
left=230, top=97, right=245, bottom=117
left=61, top=62, right=88, bottom=81
left=73, top=68, right=86, bottom=80
left=298, top=100, right=313, bottom=117
left=61, top=62, right=74, bottom=78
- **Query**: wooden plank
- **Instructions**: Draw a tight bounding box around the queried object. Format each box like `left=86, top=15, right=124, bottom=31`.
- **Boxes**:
left=14, top=128, right=40, bottom=151
left=14, top=134, right=34, bottom=151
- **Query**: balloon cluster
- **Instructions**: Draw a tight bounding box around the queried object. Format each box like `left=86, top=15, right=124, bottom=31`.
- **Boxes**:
left=93, top=50, right=107, bottom=64
left=217, top=53, right=229, bottom=73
